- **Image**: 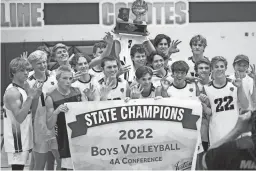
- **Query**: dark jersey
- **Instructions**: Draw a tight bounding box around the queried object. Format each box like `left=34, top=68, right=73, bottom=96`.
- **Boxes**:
left=48, top=87, right=81, bottom=158
left=205, top=136, right=256, bottom=170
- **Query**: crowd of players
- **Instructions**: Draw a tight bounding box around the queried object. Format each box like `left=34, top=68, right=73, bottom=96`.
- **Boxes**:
left=2, top=32, right=256, bottom=170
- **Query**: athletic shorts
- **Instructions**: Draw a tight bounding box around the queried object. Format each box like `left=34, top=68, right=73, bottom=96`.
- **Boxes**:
left=61, top=157, right=73, bottom=169
left=7, top=151, right=29, bottom=165
left=33, top=138, right=58, bottom=153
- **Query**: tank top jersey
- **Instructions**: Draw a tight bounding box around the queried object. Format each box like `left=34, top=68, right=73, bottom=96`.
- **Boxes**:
left=27, top=70, right=57, bottom=95
left=3, top=83, right=33, bottom=153
left=167, top=81, right=199, bottom=99
left=71, top=74, right=100, bottom=101
left=27, top=71, right=57, bottom=141
left=98, top=78, right=128, bottom=100
left=47, top=87, right=81, bottom=158
left=152, top=68, right=173, bottom=88
left=203, top=78, right=239, bottom=146
left=88, top=68, right=104, bottom=82
left=34, top=93, right=56, bottom=143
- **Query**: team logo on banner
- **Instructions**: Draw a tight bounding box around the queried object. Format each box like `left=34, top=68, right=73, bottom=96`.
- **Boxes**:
left=65, top=98, right=202, bottom=170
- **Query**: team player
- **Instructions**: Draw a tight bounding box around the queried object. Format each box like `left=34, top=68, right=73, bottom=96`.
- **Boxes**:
left=88, top=33, right=131, bottom=82
left=127, top=44, right=147, bottom=81
left=153, top=34, right=181, bottom=60
left=194, top=58, right=212, bottom=151
left=129, top=66, right=156, bottom=99
left=185, top=35, right=209, bottom=78
left=48, top=43, right=70, bottom=71
left=71, top=53, right=100, bottom=101
left=45, top=65, right=82, bottom=169
left=3, top=57, right=43, bottom=170
left=130, top=44, right=147, bottom=70
left=88, top=41, right=106, bottom=81
left=156, top=60, right=199, bottom=99
left=99, top=57, right=130, bottom=101
left=36, top=45, right=51, bottom=66
left=203, top=56, right=249, bottom=146
left=229, top=55, right=256, bottom=110
left=147, top=52, right=173, bottom=88
left=91, top=41, right=106, bottom=59
left=26, top=50, right=60, bottom=170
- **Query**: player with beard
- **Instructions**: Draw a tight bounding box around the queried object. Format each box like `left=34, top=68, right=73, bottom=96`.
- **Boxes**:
left=129, top=66, right=156, bottom=99
left=229, top=55, right=256, bottom=111
left=156, top=60, right=199, bottom=99
left=203, top=56, right=249, bottom=146
left=99, top=57, right=130, bottom=101
left=201, top=109, right=256, bottom=170
left=71, top=53, right=100, bottom=101
left=3, top=57, right=43, bottom=170
left=45, top=65, right=82, bottom=170
left=27, top=50, right=61, bottom=170
left=185, top=35, right=210, bottom=78
left=147, top=52, right=173, bottom=88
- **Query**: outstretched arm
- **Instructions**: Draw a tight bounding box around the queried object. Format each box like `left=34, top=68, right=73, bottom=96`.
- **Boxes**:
left=89, top=33, right=114, bottom=68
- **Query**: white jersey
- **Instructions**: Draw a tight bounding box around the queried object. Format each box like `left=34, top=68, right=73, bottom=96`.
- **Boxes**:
left=184, top=56, right=210, bottom=78
left=3, top=84, right=33, bottom=153
left=152, top=68, right=173, bottom=88
left=114, top=34, right=148, bottom=82
left=33, top=93, right=55, bottom=143
left=27, top=70, right=57, bottom=94
left=204, top=79, right=239, bottom=146
left=196, top=79, right=212, bottom=92
left=27, top=71, right=57, bottom=142
left=99, top=77, right=128, bottom=100
left=229, top=74, right=254, bottom=110
left=88, top=68, right=104, bottom=82
left=72, top=74, right=100, bottom=101
left=167, top=81, right=199, bottom=99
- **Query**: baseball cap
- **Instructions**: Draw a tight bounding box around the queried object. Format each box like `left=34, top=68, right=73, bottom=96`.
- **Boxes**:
left=233, top=55, right=249, bottom=64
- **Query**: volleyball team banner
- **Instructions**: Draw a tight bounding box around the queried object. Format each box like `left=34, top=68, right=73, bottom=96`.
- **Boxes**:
left=65, top=98, right=202, bottom=170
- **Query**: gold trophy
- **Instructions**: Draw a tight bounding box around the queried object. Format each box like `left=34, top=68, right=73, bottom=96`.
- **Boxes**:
left=114, top=0, right=148, bottom=36
left=132, top=0, right=148, bottom=24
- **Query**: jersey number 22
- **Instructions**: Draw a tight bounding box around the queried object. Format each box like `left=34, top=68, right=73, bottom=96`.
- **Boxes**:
left=214, top=96, right=234, bottom=112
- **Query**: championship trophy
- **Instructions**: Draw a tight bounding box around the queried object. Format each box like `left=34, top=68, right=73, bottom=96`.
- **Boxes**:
left=114, top=0, right=148, bottom=36
left=113, top=0, right=155, bottom=82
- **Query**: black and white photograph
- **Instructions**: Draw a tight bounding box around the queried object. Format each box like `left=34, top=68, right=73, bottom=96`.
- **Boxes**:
left=1, top=0, right=256, bottom=170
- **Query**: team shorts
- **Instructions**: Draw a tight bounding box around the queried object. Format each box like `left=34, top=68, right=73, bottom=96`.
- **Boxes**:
left=7, top=151, right=29, bottom=165
left=61, top=157, right=73, bottom=169
left=33, top=138, right=58, bottom=153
